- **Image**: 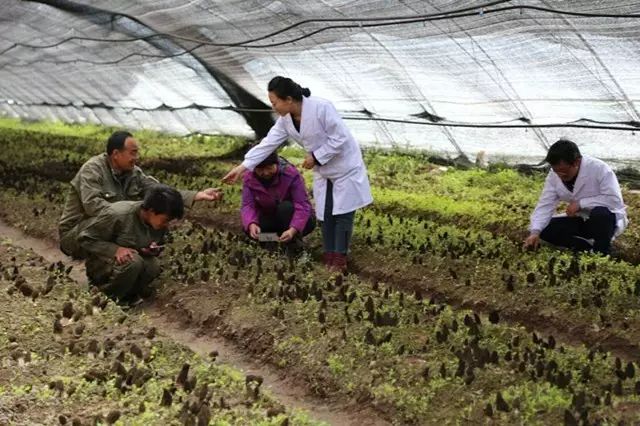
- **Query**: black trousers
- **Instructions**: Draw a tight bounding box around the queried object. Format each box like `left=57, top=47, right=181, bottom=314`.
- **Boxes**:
left=539, top=206, right=617, bottom=255
left=259, top=201, right=316, bottom=237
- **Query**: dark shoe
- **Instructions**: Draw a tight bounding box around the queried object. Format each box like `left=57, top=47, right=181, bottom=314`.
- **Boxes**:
left=139, top=285, right=156, bottom=299
left=128, top=297, right=145, bottom=308
left=117, top=293, right=146, bottom=309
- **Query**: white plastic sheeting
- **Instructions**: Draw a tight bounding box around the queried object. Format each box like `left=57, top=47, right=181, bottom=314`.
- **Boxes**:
left=0, top=0, right=639, bottom=164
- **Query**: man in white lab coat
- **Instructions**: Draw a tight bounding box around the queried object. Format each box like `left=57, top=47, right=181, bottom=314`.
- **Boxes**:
left=523, top=139, right=627, bottom=255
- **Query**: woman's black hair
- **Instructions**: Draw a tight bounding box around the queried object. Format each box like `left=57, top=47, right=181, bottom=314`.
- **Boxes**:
left=142, top=184, right=184, bottom=220
left=255, top=152, right=279, bottom=169
left=544, top=139, right=582, bottom=165
left=106, top=130, right=133, bottom=155
left=268, top=76, right=311, bottom=101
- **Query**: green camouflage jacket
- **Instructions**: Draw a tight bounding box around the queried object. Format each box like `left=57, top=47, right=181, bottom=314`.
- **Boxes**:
left=59, top=153, right=196, bottom=233
left=78, top=201, right=166, bottom=260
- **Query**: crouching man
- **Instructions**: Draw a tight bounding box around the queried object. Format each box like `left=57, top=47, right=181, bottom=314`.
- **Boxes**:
left=79, top=184, right=184, bottom=303
left=523, top=139, right=628, bottom=255
left=59, top=130, right=222, bottom=260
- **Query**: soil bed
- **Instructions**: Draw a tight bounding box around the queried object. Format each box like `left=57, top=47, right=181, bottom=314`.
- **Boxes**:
left=0, top=220, right=386, bottom=426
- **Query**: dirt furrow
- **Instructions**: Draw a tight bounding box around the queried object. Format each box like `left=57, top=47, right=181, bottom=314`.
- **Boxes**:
left=187, top=213, right=640, bottom=363
left=0, top=220, right=389, bottom=426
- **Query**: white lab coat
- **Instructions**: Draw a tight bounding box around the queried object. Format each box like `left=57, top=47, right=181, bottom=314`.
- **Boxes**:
left=529, top=155, right=628, bottom=237
left=242, top=96, right=373, bottom=220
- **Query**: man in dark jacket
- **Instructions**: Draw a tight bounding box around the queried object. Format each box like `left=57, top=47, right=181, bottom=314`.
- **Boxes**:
left=59, top=130, right=222, bottom=258
left=241, top=153, right=315, bottom=246
left=79, top=184, right=183, bottom=303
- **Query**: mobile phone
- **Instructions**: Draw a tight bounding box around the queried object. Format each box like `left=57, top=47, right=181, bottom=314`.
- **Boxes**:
left=141, top=244, right=165, bottom=256
left=150, top=244, right=165, bottom=254
left=257, top=232, right=279, bottom=242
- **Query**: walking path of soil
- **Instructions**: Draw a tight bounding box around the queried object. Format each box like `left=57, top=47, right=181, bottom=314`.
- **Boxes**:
left=0, top=220, right=389, bottom=426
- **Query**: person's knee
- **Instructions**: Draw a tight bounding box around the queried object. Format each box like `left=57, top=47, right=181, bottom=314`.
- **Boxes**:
left=589, top=206, right=614, bottom=220
left=539, top=217, right=577, bottom=242
left=59, top=235, right=73, bottom=256
left=588, top=207, right=616, bottom=232
left=273, top=201, right=294, bottom=231
left=277, top=201, right=294, bottom=218
left=59, top=229, right=79, bottom=257
left=85, top=258, right=111, bottom=285
left=539, top=226, right=554, bottom=242
left=539, top=225, right=566, bottom=245
left=590, top=206, right=612, bottom=215
left=302, top=216, right=317, bottom=236
left=118, top=252, right=145, bottom=275
left=278, top=200, right=293, bottom=210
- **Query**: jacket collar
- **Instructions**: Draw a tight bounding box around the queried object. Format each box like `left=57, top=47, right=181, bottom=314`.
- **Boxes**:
left=299, top=96, right=311, bottom=135
left=572, top=156, right=587, bottom=193
left=286, top=96, right=310, bottom=136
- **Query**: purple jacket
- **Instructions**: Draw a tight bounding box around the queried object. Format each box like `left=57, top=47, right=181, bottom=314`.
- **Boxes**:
left=241, top=162, right=313, bottom=232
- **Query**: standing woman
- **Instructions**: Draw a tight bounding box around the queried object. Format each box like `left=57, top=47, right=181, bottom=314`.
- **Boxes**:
left=223, top=76, right=373, bottom=272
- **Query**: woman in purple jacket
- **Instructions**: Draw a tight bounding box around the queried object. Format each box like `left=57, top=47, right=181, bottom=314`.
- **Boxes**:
left=241, top=152, right=315, bottom=246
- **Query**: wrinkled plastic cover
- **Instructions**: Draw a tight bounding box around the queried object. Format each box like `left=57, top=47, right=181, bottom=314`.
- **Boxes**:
left=0, top=0, right=639, bottom=165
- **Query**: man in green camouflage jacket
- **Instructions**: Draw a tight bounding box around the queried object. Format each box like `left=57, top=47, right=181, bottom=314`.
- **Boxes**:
left=79, top=184, right=183, bottom=302
left=59, top=131, right=222, bottom=258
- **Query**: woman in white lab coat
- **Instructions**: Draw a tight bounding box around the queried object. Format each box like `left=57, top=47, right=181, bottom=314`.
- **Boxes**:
left=523, top=139, right=627, bottom=255
left=223, top=76, right=373, bottom=272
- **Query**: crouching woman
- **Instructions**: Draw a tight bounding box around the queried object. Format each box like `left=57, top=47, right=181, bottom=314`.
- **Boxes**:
left=241, top=152, right=316, bottom=248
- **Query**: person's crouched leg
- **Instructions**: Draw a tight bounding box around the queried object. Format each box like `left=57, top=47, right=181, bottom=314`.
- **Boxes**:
left=138, top=256, right=161, bottom=298
left=93, top=253, right=146, bottom=302
left=59, top=225, right=87, bottom=259
left=286, top=216, right=317, bottom=257
left=539, top=216, right=588, bottom=251
left=585, top=206, right=616, bottom=255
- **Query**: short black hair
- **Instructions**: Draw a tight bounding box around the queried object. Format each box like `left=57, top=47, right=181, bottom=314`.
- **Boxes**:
left=106, top=130, right=133, bottom=155
left=545, top=139, right=582, bottom=165
left=142, top=184, right=184, bottom=220
left=255, top=152, right=279, bottom=169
